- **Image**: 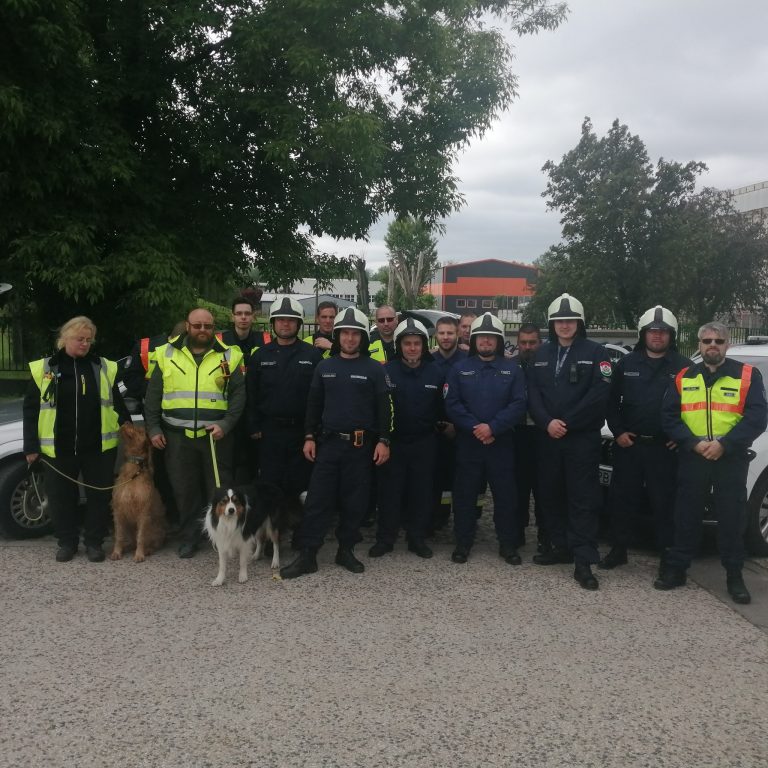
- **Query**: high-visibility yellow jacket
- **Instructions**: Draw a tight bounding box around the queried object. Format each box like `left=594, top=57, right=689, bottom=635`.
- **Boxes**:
left=154, top=337, right=244, bottom=438
left=676, top=364, right=753, bottom=439
left=29, top=356, right=120, bottom=457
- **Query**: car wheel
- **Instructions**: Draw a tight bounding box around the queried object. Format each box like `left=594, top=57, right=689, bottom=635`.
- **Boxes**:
left=0, top=459, right=53, bottom=538
left=746, top=469, right=768, bottom=556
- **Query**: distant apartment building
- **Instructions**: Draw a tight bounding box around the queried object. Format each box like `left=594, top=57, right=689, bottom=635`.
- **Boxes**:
left=425, top=259, right=538, bottom=318
left=730, top=180, right=768, bottom=224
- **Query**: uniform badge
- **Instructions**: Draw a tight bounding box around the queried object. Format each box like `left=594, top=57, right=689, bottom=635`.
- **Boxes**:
left=599, top=361, right=612, bottom=377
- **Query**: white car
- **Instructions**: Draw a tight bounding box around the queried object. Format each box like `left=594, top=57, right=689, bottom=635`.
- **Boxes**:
left=599, top=337, right=768, bottom=556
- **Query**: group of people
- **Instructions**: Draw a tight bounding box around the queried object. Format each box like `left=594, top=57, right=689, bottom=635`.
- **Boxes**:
left=22, top=293, right=767, bottom=603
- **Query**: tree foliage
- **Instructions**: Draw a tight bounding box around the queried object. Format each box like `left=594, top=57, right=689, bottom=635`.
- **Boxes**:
left=384, top=216, right=439, bottom=308
left=0, top=0, right=566, bottom=350
left=526, top=118, right=768, bottom=327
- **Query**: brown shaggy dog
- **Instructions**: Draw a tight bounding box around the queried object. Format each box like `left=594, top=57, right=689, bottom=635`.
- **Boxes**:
left=110, top=422, right=166, bottom=562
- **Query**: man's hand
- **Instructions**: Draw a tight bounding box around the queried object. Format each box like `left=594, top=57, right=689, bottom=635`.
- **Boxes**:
left=616, top=432, right=636, bottom=448
left=303, top=439, right=316, bottom=462
left=150, top=434, right=166, bottom=450
left=373, top=442, right=390, bottom=465
left=696, top=440, right=724, bottom=460
left=547, top=419, right=568, bottom=439
left=472, top=423, right=493, bottom=443
left=206, top=424, right=224, bottom=441
left=315, top=337, right=332, bottom=351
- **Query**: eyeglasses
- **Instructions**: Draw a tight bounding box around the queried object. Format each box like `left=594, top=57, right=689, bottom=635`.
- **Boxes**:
left=699, top=338, right=726, bottom=345
left=377, top=317, right=397, bottom=323
left=189, top=323, right=215, bottom=330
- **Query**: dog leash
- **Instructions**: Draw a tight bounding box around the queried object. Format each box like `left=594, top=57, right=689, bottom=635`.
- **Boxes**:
left=209, top=431, right=221, bottom=487
left=35, top=457, right=142, bottom=491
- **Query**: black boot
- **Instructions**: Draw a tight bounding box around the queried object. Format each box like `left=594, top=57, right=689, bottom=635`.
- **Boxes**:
left=55, top=544, right=77, bottom=562
left=407, top=539, right=433, bottom=559
left=368, top=541, right=394, bottom=557
left=280, top=549, right=318, bottom=580
left=726, top=569, right=751, bottom=605
left=451, top=545, right=470, bottom=564
left=654, top=566, right=686, bottom=591
left=499, top=543, right=522, bottom=565
left=598, top=546, right=628, bottom=570
left=335, top=547, right=364, bottom=573
left=574, top=563, right=599, bottom=590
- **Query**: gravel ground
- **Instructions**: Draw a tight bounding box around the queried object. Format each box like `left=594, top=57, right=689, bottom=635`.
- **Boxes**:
left=2, top=513, right=767, bottom=768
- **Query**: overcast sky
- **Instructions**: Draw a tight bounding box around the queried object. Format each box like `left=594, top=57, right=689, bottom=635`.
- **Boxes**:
left=313, top=0, right=768, bottom=271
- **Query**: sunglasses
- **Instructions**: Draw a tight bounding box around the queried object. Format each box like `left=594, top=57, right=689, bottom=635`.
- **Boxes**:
left=377, top=317, right=397, bottom=323
left=189, top=322, right=215, bottom=330
left=699, top=338, right=726, bottom=345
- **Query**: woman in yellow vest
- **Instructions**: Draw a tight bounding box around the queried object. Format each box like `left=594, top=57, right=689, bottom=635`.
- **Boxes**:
left=22, top=316, right=130, bottom=563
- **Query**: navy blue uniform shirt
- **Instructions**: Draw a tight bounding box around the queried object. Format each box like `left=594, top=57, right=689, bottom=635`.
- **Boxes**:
left=246, top=339, right=323, bottom=434
left=607, top=348, right=691, bottom=438
left=444, top=355, right=526, bottom=438
left=432, top=348, right=467, bottom=379
left=526, top=337, right=613, bottom=433
left=305, top=355, right=391, bottom=437
left=384, top=358, right=445, bottom=438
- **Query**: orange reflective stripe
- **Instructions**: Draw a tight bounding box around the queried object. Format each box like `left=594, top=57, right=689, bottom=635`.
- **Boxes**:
left=215, top=332, right=223, bottom=343
left=680, top=401, right=706, bottom=412
left=140, top=337, right=150, bottom=371
left=263, top=332, right=272, bottom=344
left=738, top=364, right=753, bottom=411
left=675, top=367, right=688, bottom=394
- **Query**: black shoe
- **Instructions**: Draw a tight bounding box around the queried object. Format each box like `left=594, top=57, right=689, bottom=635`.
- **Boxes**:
left=280, top=550, right=318, bottom=580
left=574, top=563, right=599, bottom=590
left=177, top=541, right=198, bottom=559
left=86, top=545, right=105, bottom=563
left=726, top=569, right=751, bottom=605
left=499, top=544, right=522, bottom=565
left=407, top=540, right=433, bottom=559
left=368, top=542, right=394, bottom=558
left=598, top=546, right=628, bottom=570
left=55, top=545, right=77, bottom=562
left=335, top=547, right=364, bottom=574
left=451, top=546, right=470, bottom=564
left=654, top=566, right=687, bottom=591
left=533, top=549, right=573, bottom=565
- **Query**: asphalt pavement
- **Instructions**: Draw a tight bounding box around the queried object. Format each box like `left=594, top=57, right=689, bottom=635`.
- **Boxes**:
left=2, top=516, right=767, bottom=768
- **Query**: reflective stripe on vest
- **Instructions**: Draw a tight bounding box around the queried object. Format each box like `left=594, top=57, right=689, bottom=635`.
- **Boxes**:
left=140, top=337, right=150, bottom=372
left=155, top=342, right=243, bottom=432
left=675, top=364, right=753, bottom=439
left=28, top=357, right=120, bottom=457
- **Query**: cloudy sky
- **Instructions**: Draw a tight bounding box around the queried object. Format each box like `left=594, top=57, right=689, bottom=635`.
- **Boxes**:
left=314, top=0, right=768, bottom=271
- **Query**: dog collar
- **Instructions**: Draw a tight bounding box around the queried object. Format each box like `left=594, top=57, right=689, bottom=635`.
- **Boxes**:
left=125, top=455, right=146, bottom=467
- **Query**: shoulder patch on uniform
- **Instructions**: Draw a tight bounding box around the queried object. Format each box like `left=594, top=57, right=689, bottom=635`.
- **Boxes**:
left=599, top=361, right=612, bottom=377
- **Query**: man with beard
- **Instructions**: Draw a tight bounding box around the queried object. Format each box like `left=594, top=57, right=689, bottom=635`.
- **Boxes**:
left=527, top=294, right=613, bottom=590
left=369, top=318, right=444, bottom=559
left=303, top=301, right=337, bottom=357
left=444, top=313, right=526, bottom=565
left=145, top=308, right=245, bottom=558
left=600, top=307, right=691, bottom=570
left=656, top=322, right=767, bottom=604
left=248, top=297, right=323, bottom=498
left=430, top=316, right=466, bottom=531
left=280, top=307, right=391, bottom=579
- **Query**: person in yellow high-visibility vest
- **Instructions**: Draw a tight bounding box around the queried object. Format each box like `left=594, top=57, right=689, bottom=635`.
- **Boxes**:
left=145, top=308, right=245, bottom=558
left=22, top=316, right=130, bottom=563
left=657, top=321, right=767, bottom=604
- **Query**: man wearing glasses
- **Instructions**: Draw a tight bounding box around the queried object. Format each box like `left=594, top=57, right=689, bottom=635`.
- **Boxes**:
left=221, top=298, right=270, bottom=362
left=145, top=308, right=246, bottom=558
left=369, top=305, right=399, bottom=362
left=657, top=322, right=767, bottom=603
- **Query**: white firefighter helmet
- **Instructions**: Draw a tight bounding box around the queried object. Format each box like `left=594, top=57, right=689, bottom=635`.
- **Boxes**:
left=547, top=293, right=585, bottom=322
left=470, top=312, right=505, bottom=339
left=333, top=307, right=371, bottom=344
left=394, top=317, right=429, bottom=343
left=269, top=296, right=304, bottom=323
left=638, top=305, right=678, bottom=335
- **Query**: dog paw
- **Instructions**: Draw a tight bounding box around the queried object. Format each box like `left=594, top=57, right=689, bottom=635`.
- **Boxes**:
left=211, top=577, right=225, bottom=587
left=238, top=572, right=248, bottom=584
left=133, top=553, right=146, bottom=563
left=109, top=551, right=122, bottom=561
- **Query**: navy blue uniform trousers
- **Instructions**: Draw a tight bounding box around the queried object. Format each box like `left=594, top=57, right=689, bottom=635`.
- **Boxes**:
left=609, top=440, right=676, bottom=550
left=298, top=435, right=374, bottom=550
left=536, top=430, right=601, bottom=564
left=453, top=434, right=518, bottom=549
left=667, top=450, right=749, bottom=570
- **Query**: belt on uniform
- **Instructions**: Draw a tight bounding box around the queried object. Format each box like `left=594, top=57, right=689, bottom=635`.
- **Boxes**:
left=324, top=429, right=373, bottom=447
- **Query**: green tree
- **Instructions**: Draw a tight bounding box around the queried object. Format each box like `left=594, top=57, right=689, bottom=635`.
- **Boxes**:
left=526, top=118, right=768, bottom=327
left=1, top=0, right=566, bottom=350
left=384, top=217, right=439, bottom=307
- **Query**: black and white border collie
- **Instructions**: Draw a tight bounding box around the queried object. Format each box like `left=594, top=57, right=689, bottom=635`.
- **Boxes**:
left=203, top=482, right=289, bottom=586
